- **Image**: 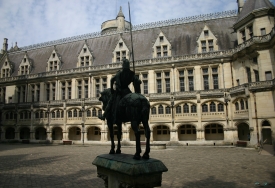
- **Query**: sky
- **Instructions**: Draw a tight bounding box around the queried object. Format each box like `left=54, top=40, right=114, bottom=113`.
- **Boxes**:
left=0, top=0, right=275, bottom=48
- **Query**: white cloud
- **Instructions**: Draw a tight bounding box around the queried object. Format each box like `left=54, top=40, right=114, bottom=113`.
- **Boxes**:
left=0, top=0, right=240, bottom=48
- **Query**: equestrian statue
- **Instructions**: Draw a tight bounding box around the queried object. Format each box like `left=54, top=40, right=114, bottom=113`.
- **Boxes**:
left=98, top=58, right=151, bottom=160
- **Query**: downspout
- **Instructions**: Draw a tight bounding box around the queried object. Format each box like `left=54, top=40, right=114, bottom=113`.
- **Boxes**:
left=230, top=61, right=234, bottom=87
left=252, top=92, right=260, bottom=145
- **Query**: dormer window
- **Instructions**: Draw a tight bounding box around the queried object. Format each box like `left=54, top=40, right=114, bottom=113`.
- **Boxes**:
left=47, top=50, right=61, bottom=71
left=24, top=58, right=26, bottom=62
left=240, top=29, right=246, bottom=42
left=152, top=32, right=171, bottom=58
left=77, top=44, right=93, bottom=67
left=5, top=62, right=7, bottom=66
left=113, top=38, right=129, bottom=62
left=197, top=26, right=218, bottom=53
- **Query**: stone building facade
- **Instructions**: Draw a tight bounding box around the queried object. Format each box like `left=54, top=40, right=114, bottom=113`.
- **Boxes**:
left=0, top=0, right=274, bottom=146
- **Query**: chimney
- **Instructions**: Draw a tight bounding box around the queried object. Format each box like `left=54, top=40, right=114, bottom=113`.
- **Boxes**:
left=2, top=38, right=8, bottom=52
left=237, top=0, right=244, bottom=13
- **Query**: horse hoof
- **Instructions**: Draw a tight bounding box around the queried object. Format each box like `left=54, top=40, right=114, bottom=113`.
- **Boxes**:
left=116, top=149, right=121, bottom=154
left=142, top=153, right=149, bottom=159
left=109, top=150, right=115, bottom=154
left=133, top=154, right=141, bottom=160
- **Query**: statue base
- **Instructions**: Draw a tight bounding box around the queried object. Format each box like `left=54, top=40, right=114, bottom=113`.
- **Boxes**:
left=92, top=154, right=168, bottom=188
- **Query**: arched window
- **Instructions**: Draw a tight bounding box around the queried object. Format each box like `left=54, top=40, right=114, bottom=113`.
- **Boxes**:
left=20, top=112, right=24, bottom=119
left=151, top=107, right=156, bottom=114
left=191, top=105, right=197, bottom=113
left=79, top=110, right=82, bottom=117
left=176, top=106, right=181, bottom=114
left=56, top=110, right=60, bottom=118
left=262, top=120, right=271, bottom=127
left=98, top=109, right=102, bottom=116
left=235, top=102, right=239, bottom=111
left=202, top=104, right=208, bottom=112
left=40, top=111, right=44, bottom=118
left=183, top=104, right=189, bottom=113
left=240, top=99, right=244, bottom=110
left=6, top=113, right=9, bottom=120
left=35, top=112, right=39, bottom=119
left=92, top=108, right=97, bottom=117
left=158, top=105, right=164, bottom=114
left=61, top=111, right=64, bottom=118
left=165, top=106, right=171, bottom=114
left=210, top=102, right=216, bottom=112
left=68, top=111, right=72, bottom=118
left=218, top=103, right=224, bottom=112
left=52, top=111, right=55, bottom=118
left=245, top=100, right=248, bottom=109
left=87, top=110, right=91, bottom=117
left=73, top=109, right=77, bottom=117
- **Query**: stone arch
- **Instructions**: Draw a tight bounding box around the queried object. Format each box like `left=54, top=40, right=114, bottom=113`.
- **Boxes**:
left=204, top=123, right=224, bottom=140
left=153, top=124, right=170, bottom=141
left=201, top=99, right=224, bottom=105
left=20, top=127, right=30, bottom=139
left=52, top=127, right=63, bottom=140
left=178, top=124, right=196, bottom=141
left=35, top=127, right=47, bottom=140
left=236, top=122, right=250, bottom=141
left=5, top=127, right=15, bottom=139
left=175, top=101, right=197, bottom=106
left=261, top=120, right=272, bottom=144
left=87, top=126, right=101, bottom=141
left=68, top=126, right=81, bottom=140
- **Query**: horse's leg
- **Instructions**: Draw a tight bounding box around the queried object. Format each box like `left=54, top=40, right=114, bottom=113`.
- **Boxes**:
left=116, top=122, right=122, bottom=154
left=131, top=121, right=141, bottom=160
left=108, top=121, right=115, bottom=154
left=142, top=120, right=151, bottom=159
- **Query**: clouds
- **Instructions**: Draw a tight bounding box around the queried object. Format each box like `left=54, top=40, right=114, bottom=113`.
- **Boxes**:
left=0, top=0, right=274, bottom=48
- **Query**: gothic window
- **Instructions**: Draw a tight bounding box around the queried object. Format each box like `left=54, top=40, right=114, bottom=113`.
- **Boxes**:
left=68, top=111, right=72, bottom=118
left=92, top=108, right=97, bottom=117
left=210, top=102, right=216, bottom=112
left=94, top=77, right=107, bottom=97
left=73, top=109, right=77, bottom=117
left=87, top=110, right=91, bottom=117
left=56, top=110, right=60, bottom=118
left=165, top=106, right=171, bottom=114
left=98, top=110, right=102, bottom=117
left=183, top=104, right=189, bottom=113
left=240, top=99, right=244, bottom=110
left=52, top=111, right=55, bottom=118
left=218, top=103, right=224, bottom=112
left=151, top=107, right=156, bottom=114
left=202, top=104, right=208, bottom=112
left=176, top=105, right=182, bottom=114
left=158, top=105, right=164, bottom=114
left=191, top=105, right=197, bottom=113
left=79, top=110, right=82, bottom=117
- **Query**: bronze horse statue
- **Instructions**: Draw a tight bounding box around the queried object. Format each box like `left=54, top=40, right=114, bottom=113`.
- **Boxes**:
left=99, top=88, right=151, bottom=159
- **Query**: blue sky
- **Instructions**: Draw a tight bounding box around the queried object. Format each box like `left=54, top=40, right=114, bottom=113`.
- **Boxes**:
left=0, top=0, right=274, bottom=48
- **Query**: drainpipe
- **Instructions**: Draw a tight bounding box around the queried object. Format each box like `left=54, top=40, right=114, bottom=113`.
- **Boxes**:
left=252, top=92, right=260, bottom=145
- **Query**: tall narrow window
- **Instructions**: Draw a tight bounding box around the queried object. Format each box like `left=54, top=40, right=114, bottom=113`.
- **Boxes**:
left=176, top=106, right=182, bottom=114
left=52, top=83, right=56, bottom=100
left=203, top=75, right=209, bottom=90
left=191, top=105, right=197, bottom=113
left=235, top=102, right=239, bottom=111
left=254, top=70, right=259, bottom=82
left=202, top=104, right=208, bottom=112
left=158, top=105, right=164, bottom=114
left=183, top=104, right=189, bottom=113
left=210, top=102, right=216, bottom=112
left=151, top=107, right=156, bottom=114
left=246, top=67, right=251, bottom=83
left=179, top=70, right=185, bottom=92
left=84, top=79, right=88, bottom=98
left=240, top=99, right=244, bottom=110
left=78, top=80, right=82, bottom=98
left=212, top=67, right=219, bottom=89
left=143, top=80, right=148, bottom=94
left=67, top=81, right=72, bottom=99
left=165, top=106, right=171, bottom=114
left=218, top=103, right=224, bottom=112
left=157, top=79, right=162, bottom=93
left=188, top=77, right=194, bottom=91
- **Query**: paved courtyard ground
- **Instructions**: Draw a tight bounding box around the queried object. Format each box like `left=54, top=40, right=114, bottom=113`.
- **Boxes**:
left=0, top=143, right=274, bottom=188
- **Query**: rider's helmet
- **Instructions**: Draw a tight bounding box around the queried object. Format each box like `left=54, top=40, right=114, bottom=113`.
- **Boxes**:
left=122, top=58, right=130, bottom=69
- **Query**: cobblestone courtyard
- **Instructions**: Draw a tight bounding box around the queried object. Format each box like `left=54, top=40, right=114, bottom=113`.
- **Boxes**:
left=0, top=144, right=274, bottom=188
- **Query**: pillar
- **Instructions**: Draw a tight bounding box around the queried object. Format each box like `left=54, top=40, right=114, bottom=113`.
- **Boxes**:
left=170, top=129, right=178, bottom=141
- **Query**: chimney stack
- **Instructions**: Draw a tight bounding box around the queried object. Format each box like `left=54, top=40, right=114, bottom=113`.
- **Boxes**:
left=2, top=38, right=8, bottom=53
left=237, top=0, right=244, bottom=13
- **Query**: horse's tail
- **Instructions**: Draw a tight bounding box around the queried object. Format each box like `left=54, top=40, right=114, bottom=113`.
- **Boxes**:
left=141, top=97, right=150, bottom=121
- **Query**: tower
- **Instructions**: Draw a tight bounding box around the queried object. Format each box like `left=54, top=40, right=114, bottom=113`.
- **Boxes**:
left=117, top=6, right=125, bottom=31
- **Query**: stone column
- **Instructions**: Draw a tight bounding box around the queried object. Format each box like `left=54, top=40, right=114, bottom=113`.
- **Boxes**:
left=63, top=131, right=68, bottom=140
left=30, top=131, right=35, bottom=140
left=170, top=129, right=178, bottom=141
left=122, top=129, right=130, bottom=142
left=101, top=130, right=108, bottom=142
left=15, top=131, right=19, bottom=140
left=150, top=130, right=154, bottom=142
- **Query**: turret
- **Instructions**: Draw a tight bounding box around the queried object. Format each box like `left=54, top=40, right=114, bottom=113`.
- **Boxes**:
left=117, top=6, right=125, bottom=31
left=237, top=0, right=244, bottom=13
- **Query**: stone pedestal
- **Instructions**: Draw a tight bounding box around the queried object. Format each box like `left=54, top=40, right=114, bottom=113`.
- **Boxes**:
left=92, top=154, right=168, bottom=188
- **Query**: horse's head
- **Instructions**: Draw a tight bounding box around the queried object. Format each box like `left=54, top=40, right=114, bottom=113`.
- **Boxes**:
left=99, top=88, right=112, bottom=111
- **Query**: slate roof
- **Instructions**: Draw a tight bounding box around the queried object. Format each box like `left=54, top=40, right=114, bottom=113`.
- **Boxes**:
left=2, top=15, right=237, bottom=77
left=237, top=0, right=274, bottom=22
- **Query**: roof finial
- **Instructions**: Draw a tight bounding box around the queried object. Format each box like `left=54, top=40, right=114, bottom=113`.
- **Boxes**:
left=117, top=6, right=125, bottom=18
